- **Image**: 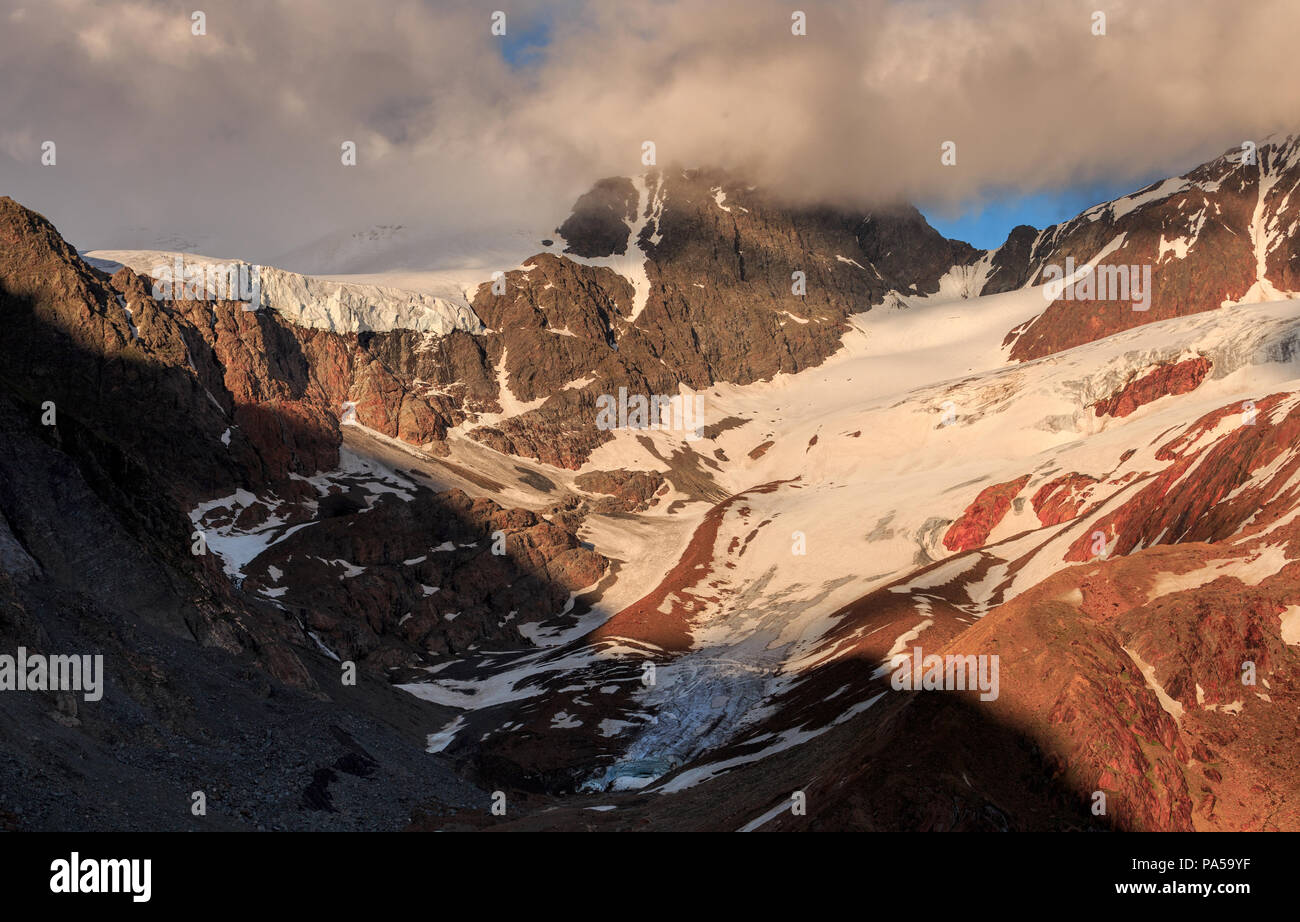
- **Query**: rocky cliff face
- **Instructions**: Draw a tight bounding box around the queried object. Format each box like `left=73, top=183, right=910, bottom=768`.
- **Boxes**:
left=0, top=198, right=609, bottom=829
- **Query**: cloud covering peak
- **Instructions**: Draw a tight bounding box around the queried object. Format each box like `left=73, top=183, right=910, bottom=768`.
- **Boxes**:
left=2, top=0, right=1296, bottom=261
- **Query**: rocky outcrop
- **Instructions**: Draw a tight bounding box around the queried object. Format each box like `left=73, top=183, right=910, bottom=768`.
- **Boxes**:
left=558, top=177, right=640, bottom=257
left=573, top=469, right=667, bottom=513
left=0, top=200, right=269, bottom=555
left=980, top=224, right=1040, bottom=295
left=942, top=475, right=1030, bottom=552
left=1065, top=392, right=1300, bottom=562
left=1031, top=473, right=1101, bottom=526
left=227, top=485, right=607, bottom=667
left=855, top=204, right=981, bottom=297
left=1092, top=357, right=1212, bottom=418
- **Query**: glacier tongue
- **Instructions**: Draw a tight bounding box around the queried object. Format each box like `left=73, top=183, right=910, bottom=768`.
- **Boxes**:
left=256, top=265, right=484, bottom=334
left=82, top=249, right=485, bottom=335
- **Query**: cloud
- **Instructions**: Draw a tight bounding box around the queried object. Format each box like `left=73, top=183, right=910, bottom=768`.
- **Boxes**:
left=1, top=0, right=1296, bottom=260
